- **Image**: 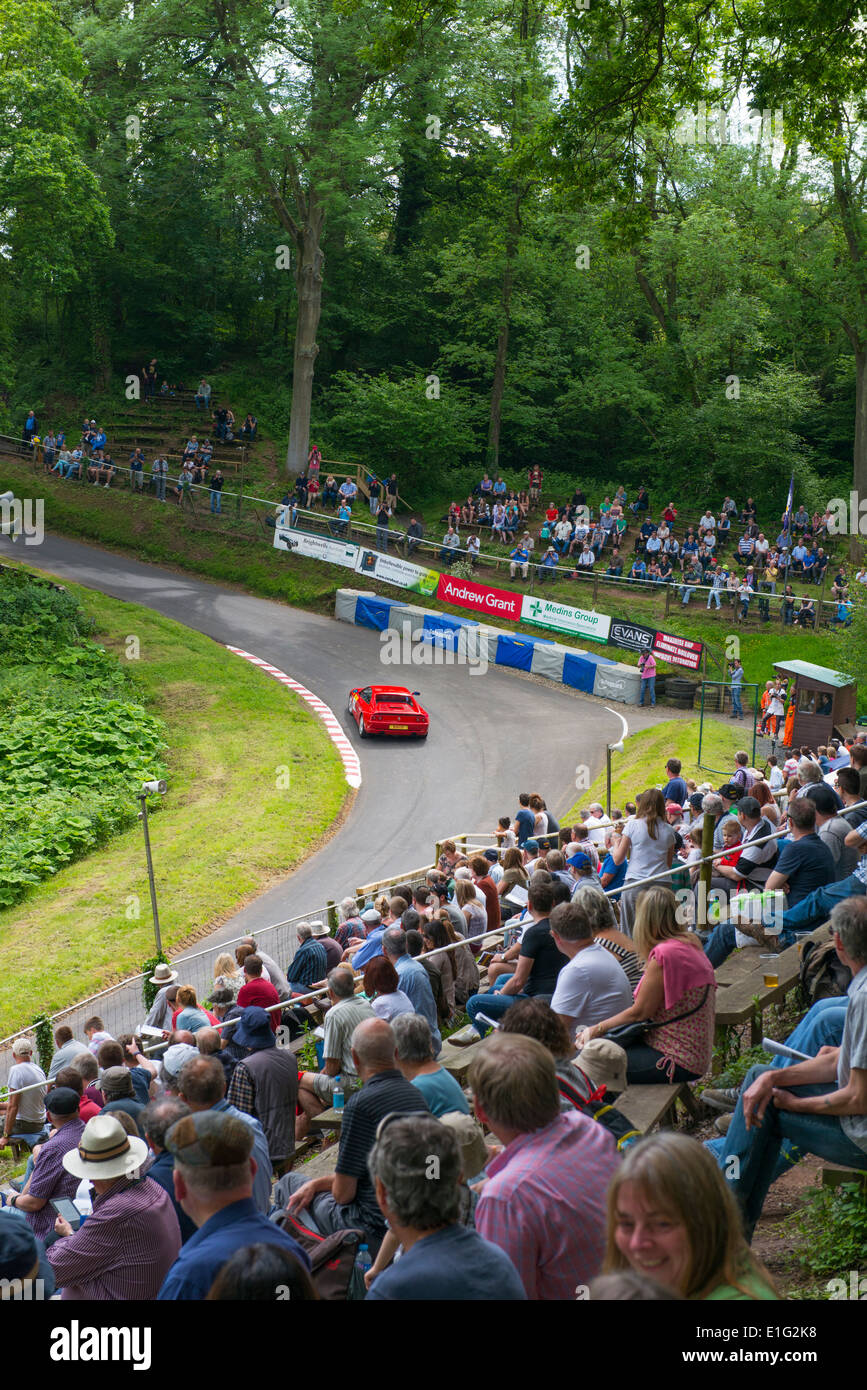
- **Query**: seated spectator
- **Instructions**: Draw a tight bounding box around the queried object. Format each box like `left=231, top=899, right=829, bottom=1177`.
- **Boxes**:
left=84, top=1016, right=114, bottom=1056
left=48, top=1026, right=88, bottom=1081
left=363, top=956, right=414, bottom=1022
left=173, top=985, right=217, bottom=1034
left=236, top=954, right=280, bottom=1032
left=212, top=952, right=244, bottom=999
left=4, top=1088, right=85, bottom=1242
left=365, top=1116, right=526, bottom=1301
left=225, top=1007, right=299, bottom=1168
left=47, top=1114, right=181, bottom=1299
left=295, top=968, right=376, bottom=1138
left=606, top=1132, right=778, bottom=1297
left=382, top=927, right=442, bottom=1053
left=277, top=1018, right=430, bottom=1252
left=439, top=527, right=461, bottom=566
left=175, top=1055, right=273, bottom=1214
left=509, top=542, right=530, bottom=579
left=392, top=1013, right=469, bottom=1116
left=286, top=922, right=328, bottom=994
left=157, top=1110, right=310, bottom=1300
left=141, top=1097, right=197, bottom=1244
left=116, top=1033, right=157, bottom=1104
left=538, top=545, right=559, bottom=581
left=466, top=877, right=567, bottom=1034
left=206, top=1242, right=318, bottom=1300
left=578, top=885, right=716, bottom=1085
left=470, top=1033, right=617, bottom=1299
left=99, top=1067, right=147, bottom=1135
left=717, top=898, right=867, bottom=1239
left=549, top=899, right=634, bottom=1039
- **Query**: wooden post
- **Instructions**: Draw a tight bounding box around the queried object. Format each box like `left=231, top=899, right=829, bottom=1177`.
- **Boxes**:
left=665, top=582, right=672, bottom=618
left=697, top=810, right=716, bottom=933
left=327, top=899, right=338, bottom=931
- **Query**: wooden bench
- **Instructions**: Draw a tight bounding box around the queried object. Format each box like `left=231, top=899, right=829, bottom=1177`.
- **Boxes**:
left=287, top=1142, right=339, bottom=1179
left=307, top=1107, right=344, bottom=1135
left=712, top=923, right=831, bottom=1067
left=614, top=1083, right=698, bottom=1134
left=820, top=1164, right=867, bottom=1190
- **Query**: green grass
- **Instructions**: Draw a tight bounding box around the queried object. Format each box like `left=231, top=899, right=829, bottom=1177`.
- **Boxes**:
left=0, top=575, right=349, bottom=1035
left=561, top=716, right=777, bottom=824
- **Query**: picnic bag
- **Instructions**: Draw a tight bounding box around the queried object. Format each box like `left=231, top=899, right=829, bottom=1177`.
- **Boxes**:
left=799, top=938, right=851, bottom=1005
left=556, top=1067, right=641, bottom=1150
left=274, top=1211, right=366, bottom=1299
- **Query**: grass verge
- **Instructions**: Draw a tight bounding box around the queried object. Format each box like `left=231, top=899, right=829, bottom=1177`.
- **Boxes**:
left=0, top=576, right=349, bottom=1036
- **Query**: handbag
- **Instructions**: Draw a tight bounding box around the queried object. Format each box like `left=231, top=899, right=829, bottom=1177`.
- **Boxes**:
left=606, top=984, right=711, bottom=1049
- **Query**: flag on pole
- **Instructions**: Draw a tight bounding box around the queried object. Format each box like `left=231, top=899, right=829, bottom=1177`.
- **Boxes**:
left=782, top=472, right=794, bottom=533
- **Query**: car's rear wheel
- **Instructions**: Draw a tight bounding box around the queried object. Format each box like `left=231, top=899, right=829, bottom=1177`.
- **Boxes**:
left=358, top=715, right=368, bottom=738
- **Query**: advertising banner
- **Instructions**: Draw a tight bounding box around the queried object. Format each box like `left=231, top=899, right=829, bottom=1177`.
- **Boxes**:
left=652, top=630, right=704, bottom=670
left=273, top=525, right=358, bottom=569
left=607, top=620, right=656, bottom=654
left=355, top=547, right=439, bottom=597
left=436, top=573, right=522, bottom=622
left=520, top=594, right=612, bottom=642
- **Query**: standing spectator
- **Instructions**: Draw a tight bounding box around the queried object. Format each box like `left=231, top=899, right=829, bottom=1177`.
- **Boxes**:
left=375, top=500, right=392, bottom=551
left=225, top=1007, right=299, bottom=1168
left=195, top=378, right=211, bottom=410
left=47, top=1114, right=181, bottom=1299
left=0, top=1038, right=47, bottom=1152
left=382, top=927, right=442, bottom=1054
left=365, top=1117, right=526, bottom=1300
left=144, top=963, right=179, bottom=1031
left=470, top=1033, right=617, bottom=1299
left=638, top=649, right=656, bottom=708
left=406, top=515, right=424, bottom=555
left=156, top=1110, right=309, bottom=1300
left=608, top=789, right=677, bottom=935
left=152, top=453, right=168, bottom=501
left=21, top=409, right=38, bottom=449
left=209, top=468, right=224, bottom=514
left=728, top=656, right=745, bottom=720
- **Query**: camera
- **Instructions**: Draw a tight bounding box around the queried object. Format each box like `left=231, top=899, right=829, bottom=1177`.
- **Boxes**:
left=141, top=779, right=167, bottom=795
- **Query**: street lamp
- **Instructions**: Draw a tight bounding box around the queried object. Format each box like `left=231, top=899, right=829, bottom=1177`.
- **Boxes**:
left=138, top=779, right=167, bottom=955
left=604, top=708, right=629, bottom=818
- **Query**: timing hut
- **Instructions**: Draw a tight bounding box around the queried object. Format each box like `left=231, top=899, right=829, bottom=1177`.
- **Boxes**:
left=773, top=659, right=857, bottom=749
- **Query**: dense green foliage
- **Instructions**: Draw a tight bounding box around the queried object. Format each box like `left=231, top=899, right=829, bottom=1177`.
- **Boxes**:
left=0, top=572, right=167, bottom=908
left=2, top=1, right=866, bottom=507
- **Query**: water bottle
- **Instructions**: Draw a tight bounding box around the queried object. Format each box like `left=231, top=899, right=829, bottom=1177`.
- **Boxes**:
left=333, top=1076, right=344, bottom=1111
left=356, top=1243, right=372, bottom=1277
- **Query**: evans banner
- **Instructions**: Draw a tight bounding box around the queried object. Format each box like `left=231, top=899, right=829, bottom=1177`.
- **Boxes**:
left=608, top=620, right=656, bottom=654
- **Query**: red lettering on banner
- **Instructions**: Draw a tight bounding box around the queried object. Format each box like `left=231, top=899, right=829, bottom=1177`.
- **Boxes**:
left=436, top=574, right=522, bottom=622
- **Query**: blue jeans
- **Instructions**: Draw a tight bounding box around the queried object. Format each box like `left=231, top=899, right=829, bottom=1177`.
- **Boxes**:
left=781, top=873, right=866, bottom=932
left=210, top=490, right=221, bottom=514
left=707, top=590, right=721, bottom=609
left=154, top=475, right=166, bottom=500
left=704, top=919, right=737, bottom=968
left=679, top=585, right=693, bottom=604
left=376, top=527, right=389, bottom=551
left=467, top=977, right=529, bottom=1034
left=639, top=677, right=655, bottom=707
left=731, top=686, right=743, bottom=718
left=713, top=1064, right=867, bottom=1239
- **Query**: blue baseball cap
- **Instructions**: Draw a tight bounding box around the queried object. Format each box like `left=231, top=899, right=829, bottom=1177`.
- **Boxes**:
left=566, top=853, right=593, bottom=871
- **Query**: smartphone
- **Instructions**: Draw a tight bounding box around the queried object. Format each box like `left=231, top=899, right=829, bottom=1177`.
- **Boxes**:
left=50, top=1198, right=82, bottom=1230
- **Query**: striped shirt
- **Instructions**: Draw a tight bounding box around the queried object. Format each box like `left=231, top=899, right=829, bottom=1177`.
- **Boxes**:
left=47, top=1176, right=181, bottom=1300
left=475, top=1109, right=618, bottom=1300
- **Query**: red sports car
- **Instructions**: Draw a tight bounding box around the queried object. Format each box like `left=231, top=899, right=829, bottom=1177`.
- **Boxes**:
left=348, top=685, right=429, bottom=738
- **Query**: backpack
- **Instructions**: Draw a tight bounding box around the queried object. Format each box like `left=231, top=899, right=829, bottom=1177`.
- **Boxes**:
left=799, top=937, right=852, bottom=1006
left=273, top=1211, right=367, bottom=1299
left=556, top=1066, right=641, bottom=1150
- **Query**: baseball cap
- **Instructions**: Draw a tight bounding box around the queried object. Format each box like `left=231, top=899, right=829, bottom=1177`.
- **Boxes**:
left=804, top=784, right=838, bottom=816
left=161, top=1043, right=198, bottom=1079
left=717, top=783, right=743, bottom=801
left=665, top=801, right=683, bottom=814
left=0, top=1219, right=42, bottom=1281
left=566, top=853, right=592, bottom=870
left=45, top=1087, right=81, bottom=1118
left=483, top=849, right=499, bottom=863
left=360, top=908, right=381, bottom=925
left=523, top=839, right=539, bottom=852
left=165, top=1109, right=254, bottom=1168
left=737, top=796, right=761, bottom=818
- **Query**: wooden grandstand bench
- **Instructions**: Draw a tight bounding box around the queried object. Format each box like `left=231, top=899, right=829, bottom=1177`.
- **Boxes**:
left=613, top=1083, right=698, bottom=1134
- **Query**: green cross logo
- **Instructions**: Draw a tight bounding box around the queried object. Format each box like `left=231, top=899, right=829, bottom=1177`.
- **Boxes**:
left=529, top=600, right=542, bottom=618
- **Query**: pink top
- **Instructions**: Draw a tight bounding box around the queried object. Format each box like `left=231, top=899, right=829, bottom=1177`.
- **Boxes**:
left=639, top=653, right=656, bottom=679
left=635, top=937, right=716, bottom=1079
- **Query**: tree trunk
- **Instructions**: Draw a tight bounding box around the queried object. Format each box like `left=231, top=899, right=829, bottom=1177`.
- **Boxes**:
left=286, top=210, right=325, bottom=475
left=853, top=345, right=867, bottom=559
left=487, top=244, right=515, bottom=470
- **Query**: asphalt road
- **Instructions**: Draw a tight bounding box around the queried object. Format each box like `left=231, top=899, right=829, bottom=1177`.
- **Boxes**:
left=2, top=530, right=632, bottom=1052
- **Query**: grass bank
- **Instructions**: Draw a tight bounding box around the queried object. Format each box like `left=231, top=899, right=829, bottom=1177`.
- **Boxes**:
left=0, top=576, right=348, bottom=1035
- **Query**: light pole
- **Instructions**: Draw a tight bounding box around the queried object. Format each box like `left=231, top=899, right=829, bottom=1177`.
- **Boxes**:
left=138, top=779, right=167, bottom=955
left=604, top=707, right=629, bottom=818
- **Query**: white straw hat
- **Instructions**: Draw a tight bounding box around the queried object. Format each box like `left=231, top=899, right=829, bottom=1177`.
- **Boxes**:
left=62, top=1114, right=148, bottom=1181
